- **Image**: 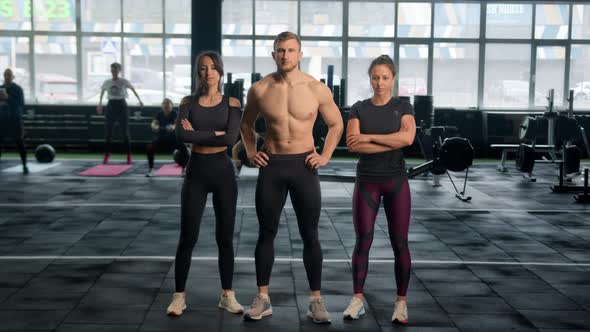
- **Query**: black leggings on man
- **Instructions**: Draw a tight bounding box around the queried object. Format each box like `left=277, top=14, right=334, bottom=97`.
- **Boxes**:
left=174, top=151, right=237, bottom=292
left=255, top=150, right=323, bottom=291
left=104, top=99, right=130, bottom=154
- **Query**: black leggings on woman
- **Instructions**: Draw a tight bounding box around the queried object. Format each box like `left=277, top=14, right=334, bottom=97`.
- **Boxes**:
left=174, top=151, right=237, bottom=292
left=352, top=176, right=411, bottom=296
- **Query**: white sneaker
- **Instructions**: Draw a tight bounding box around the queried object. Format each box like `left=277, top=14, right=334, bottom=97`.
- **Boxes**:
left=391, top=300, right=408, bottom=324
left=146, top=168, right=156, bottom=177
left=343, top=297, right=365, bottom=320
left=218, top=290, right=244, bottom=314
left=166, top=293, right=186, bottom=316
left=307, top=297, right=331, bottom=324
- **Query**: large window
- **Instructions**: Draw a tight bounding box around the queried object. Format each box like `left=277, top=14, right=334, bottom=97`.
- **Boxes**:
left=165, top=38, right=191, bottom=100
left=81, top=0, right=121, bottom=32
left=0, top=0, right=32, bottom=30
left=33, top=0, right=76, bottom=31
left=301, top=40, right=342, bottom=82
left=347, top=41, right=394, bottom=104
left=349, top=2, right=395, bottom=38
left=9, top=0, right=589, bottom=108
left=222, top=0, right=253, bottom=35
left=0, top=37, right=31, bottom=100
left=434, top=3, right=480, bottom=39
left=222, top=39, right=253, bottom=90
left=486, top=4, right=532, bottom=39
left=535, top=4, right=569, bottom=40
left=535, top=46, right=566, bottom=107
left=570, top=45, right=590, bottom=109
left=433, top=43, right=478, bottom=107
left=398, top=44, right=428, bottom=97
left=123, top=0, right=162, bottom=33
left=484, top=44, right=531, bottom=108
left=301, top=1, right=343, bottom=37
left=398, top=2, right=431, bottom=38
left=166, top=0, right=190, bottom=34
left=0, top=0, right=190, bottom=105
left=81, top=36, right=121, bottom=102
left=573, top=5, right=590, bottom=40
left=255, top=0, right=297, bottom=36
left=222, top=0, right=590, bottom=109
left=34, top=35, right=77, bottom=104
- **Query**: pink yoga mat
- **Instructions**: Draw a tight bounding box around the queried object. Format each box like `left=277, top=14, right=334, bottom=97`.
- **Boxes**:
left=79, top=164, right=132, bottom=176
left=155, top=163, right=183, bottom=176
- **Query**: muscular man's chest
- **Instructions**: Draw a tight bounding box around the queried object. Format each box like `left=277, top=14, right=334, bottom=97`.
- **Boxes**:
left=259, top=85, right=319, bottom=121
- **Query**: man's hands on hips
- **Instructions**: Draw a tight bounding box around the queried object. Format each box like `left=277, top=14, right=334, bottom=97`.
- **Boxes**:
left=248, top=150, right=269, bottom=168
left=305, top=151, right=328, bottom=170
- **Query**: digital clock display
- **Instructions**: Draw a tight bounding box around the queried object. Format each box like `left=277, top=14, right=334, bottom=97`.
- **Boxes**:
left=0, top=0, right=73, bottom=20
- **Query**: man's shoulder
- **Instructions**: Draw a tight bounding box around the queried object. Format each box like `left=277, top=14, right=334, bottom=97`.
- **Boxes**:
left=249, top=76, right=273, bottom=95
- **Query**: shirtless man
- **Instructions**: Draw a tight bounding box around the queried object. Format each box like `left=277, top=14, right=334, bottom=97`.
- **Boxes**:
left=240, top=31, right=343, bottom=324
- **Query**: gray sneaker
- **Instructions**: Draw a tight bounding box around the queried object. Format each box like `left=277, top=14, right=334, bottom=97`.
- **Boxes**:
left=307, top=297, right=332, bottom=324
left=218, top=291, right=244, bottom=314
left=243, top=294, right=272, bottom=321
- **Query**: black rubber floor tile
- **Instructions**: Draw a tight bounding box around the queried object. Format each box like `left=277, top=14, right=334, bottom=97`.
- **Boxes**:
left=421, top=281, right=494, bottom=297
left=0, top=290, right=83, bottom=310
left=56, top=324, right=140, bottom=332
left=519, top=310, right=590, bottom=329
left=449, top=313, right=536, bottom=332
left=23, top=276, right=96, bottom=293
left=80, top=287, right=158, bottom=309
left=434, top=296, right=515, bottom=314
left=92, top=273, right=166, bottom=289
left=64, top=305, right=148, bottom=324
left=467, top=265, right=539, bottom=280
left=106, top=260, right=173, bottom=274
left=487, top=278, right=554, bottom=294
left=0, top=310, right=69, bottom=330
left=500, top=291, right=581, bottom=310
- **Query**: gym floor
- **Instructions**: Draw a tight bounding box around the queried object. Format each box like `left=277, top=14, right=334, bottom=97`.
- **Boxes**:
left=0, top=156, right=589, bottom=332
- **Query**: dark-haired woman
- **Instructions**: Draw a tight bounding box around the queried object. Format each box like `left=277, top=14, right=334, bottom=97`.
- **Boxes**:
left=343, top=55, right=416, bottom=324
left=166, top=51, right=243, bottom=316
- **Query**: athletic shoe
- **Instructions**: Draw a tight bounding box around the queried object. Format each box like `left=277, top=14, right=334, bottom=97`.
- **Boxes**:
left=343, top=297, right=365, bottom=320
left=146, top=168, right=156, bottom=177
left=126, top=153, right=133, bottom=164
left=22, top=165, right=29, bottom=175
left=166, top=293, right=186, bottom=317
left=102, top=153, right=110, bottom=164
left=243, top=294, right=272, bottom=320
left=391, top=300, right=408, bottom=324
left=307, top=297, right=331, bottom=324
left=218, top=290, right=244, bottom=314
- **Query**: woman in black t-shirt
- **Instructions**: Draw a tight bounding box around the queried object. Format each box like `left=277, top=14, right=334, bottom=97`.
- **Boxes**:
left=343, top=55, right=416, bottom=324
